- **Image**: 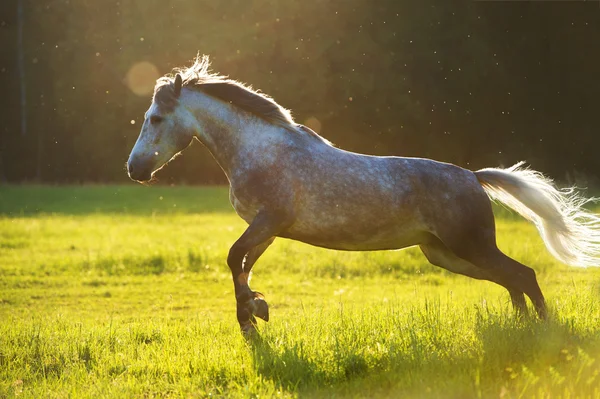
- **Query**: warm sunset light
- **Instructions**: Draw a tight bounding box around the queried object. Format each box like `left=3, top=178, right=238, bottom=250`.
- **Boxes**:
left=2, top=1, right=600, bottom=398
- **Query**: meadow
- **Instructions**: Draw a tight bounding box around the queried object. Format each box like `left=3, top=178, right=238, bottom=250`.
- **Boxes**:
left=1, top=185, right=599, bottom=398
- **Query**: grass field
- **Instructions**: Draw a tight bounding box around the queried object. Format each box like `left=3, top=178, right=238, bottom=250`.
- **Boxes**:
left=1, top=185, right=600, bottom=398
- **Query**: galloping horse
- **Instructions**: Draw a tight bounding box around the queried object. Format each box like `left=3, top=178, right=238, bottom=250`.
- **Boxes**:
left=128, top=56, right=600, bottom=334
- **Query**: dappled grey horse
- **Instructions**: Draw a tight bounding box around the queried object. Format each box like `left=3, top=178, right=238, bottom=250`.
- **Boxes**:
left=128, top=56, right=600, bottom=333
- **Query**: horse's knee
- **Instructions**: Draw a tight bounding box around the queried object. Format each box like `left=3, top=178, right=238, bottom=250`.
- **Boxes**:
left=227, top=244, right=246, bottom=270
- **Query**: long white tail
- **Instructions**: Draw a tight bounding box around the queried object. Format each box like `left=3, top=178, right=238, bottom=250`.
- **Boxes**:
left=475, top=162, right=600, bottom=267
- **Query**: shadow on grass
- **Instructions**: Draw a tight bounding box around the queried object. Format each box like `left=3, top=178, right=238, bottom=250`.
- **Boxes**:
left=249, top=334, right=329, bottom=392
left=475, top=308, right=600, bottom=370
left=247, top=305, right=600, bottom=398
left=248, top=330, right=475, bottom=398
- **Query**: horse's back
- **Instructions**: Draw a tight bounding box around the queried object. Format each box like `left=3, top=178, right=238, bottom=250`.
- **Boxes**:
left=280, top=145, right=491, bottom=250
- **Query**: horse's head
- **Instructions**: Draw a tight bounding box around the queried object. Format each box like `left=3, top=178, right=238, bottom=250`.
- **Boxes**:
left=127, top=74, right=196, bottom=182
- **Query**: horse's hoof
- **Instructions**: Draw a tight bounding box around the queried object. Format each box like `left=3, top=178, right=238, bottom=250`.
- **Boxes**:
left=253, top=297, right=269, bottom=322
left=537, top=307, right=548, bottom=321
left=240, top=322, right=257, bottom=338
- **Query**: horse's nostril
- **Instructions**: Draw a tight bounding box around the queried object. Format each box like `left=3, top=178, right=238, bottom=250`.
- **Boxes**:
left=127, top=160, right=152, bottom=181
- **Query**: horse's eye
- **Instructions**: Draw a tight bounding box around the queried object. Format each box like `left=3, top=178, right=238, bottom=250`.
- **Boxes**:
left=150, top=115, right=164, bottom=125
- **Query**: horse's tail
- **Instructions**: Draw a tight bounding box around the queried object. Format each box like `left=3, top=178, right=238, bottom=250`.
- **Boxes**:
left=475, top=162, right=600, bottom=267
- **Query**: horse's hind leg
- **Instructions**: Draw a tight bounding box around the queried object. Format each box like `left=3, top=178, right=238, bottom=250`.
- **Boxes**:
left=484, top=250, right=546, bottom=318
left=508, top=289, right=528, bottom=317
left=423, top=177, right=546, bottom=318
left=420, top=240, right=529, bottom=316
left=420, top=238, right=546, bottom=318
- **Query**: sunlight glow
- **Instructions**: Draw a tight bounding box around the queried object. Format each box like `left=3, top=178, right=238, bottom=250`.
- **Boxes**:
left=125, top=61, right=160, bottom=96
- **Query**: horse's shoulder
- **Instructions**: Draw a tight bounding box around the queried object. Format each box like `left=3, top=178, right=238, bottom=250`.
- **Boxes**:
left=230, top=165, right=295, bottom=204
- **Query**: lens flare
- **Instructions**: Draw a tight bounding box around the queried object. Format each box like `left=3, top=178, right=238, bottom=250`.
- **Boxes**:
left=125, top=61, right=160, bottom=96
left=304, top=116, right=322, bottom=134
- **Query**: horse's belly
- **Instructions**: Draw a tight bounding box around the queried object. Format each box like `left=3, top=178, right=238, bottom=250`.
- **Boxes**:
left=280, top=219, right=427, bottom=251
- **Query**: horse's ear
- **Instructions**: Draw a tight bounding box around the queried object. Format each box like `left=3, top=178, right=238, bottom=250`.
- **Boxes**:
left=174, top=74, right=182, bottom=97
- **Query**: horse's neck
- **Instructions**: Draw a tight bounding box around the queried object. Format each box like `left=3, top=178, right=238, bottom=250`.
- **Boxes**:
left=185, top=91, right=283, bottom=178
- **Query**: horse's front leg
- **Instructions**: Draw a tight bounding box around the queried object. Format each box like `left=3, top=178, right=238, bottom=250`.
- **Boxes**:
left=240, top=237, right=275, bottom=324
left=227, top=211, right=289, bottom=334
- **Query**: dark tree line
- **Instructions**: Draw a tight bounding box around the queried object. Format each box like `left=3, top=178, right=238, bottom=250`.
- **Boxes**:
left=0, top=1, right=599, bottom=184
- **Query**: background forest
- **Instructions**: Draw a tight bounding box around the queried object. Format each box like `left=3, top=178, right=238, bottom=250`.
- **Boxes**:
left=1, top=0, right=599, bottom=184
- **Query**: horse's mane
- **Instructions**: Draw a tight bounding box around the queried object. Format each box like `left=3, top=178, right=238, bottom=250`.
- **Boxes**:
left=153, top=55, right=330, bottom=145
left=154, top=56, right=285, bottom=126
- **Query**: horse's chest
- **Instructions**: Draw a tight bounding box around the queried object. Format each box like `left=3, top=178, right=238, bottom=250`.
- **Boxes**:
left=229, top=189, right=259, bottom=223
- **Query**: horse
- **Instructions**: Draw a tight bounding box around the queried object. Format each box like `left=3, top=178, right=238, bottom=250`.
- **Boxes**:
left=127, top=55, right=600, bottom=334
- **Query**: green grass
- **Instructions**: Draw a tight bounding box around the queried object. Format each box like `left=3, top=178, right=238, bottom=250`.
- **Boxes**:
left=1, top=185, right=600, bottom=398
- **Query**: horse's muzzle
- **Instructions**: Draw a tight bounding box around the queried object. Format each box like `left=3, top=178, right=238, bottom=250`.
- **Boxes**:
left=127, top=159, right=152, bottom=182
